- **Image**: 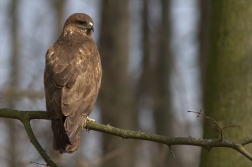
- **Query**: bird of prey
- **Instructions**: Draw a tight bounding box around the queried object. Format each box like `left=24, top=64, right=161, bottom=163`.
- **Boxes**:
left=44, top=13, right=102, bottom=154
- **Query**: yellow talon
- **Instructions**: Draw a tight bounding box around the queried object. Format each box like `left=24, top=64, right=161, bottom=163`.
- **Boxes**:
left=87, top=117, right=95, bottom=122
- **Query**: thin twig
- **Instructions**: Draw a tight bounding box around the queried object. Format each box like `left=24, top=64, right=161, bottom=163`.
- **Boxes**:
left=188, top=110, right=224, bottom=139
left=188, top=110, right=240, bottom=140
left=222, top=125, right=241, bottom=130
left=30, top=161, right=48, bottom=166
left=168, top=145, right=175, bottom=159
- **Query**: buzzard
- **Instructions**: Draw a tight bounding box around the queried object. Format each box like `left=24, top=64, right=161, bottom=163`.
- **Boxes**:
left=44, top=13, right=102, bottom=154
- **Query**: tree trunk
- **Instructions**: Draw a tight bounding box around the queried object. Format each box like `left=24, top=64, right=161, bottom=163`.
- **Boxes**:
left=200, top=1, right=252, bottom=166
left=98, top=1, right=136, bottom=166
left=198, top=0, right=210, bottom=87
left=7, top=1, right=19, bottom=166
left=152, top=0, right=175, bottom=166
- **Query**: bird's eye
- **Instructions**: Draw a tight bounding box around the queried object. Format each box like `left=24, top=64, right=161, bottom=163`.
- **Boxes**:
left=76, top=20, right=86, bottom=25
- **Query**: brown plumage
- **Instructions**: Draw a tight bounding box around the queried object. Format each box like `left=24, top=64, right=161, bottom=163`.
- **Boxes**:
left=44, top=13, right=102, bottom=154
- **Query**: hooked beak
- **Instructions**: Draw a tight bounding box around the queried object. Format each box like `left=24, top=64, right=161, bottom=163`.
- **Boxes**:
left=88, top=22, right=94, bottom=32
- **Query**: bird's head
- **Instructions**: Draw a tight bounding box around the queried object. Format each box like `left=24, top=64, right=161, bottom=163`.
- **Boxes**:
left=63, top=13, right=94, bottom=37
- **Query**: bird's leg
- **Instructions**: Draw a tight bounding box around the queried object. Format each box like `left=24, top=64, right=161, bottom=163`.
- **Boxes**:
left=87, top=117, right=95, bottom=122
left=82, top=117, right=96, bottom=129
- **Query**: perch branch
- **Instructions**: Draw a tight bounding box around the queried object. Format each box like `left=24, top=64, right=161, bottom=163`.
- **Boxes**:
left=0, top=108, right=252, bottom=165
left=85, top=120, right=252, bottom=160
left=0, top=108, right=57, bottom=167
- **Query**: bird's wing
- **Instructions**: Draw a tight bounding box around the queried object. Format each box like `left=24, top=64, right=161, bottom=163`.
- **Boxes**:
left=44, top=40, right=102, bottom=140
left=44, top=45, right=64, bottom=118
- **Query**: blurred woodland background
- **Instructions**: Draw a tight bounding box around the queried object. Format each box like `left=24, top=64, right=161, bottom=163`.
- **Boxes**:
left=1, top=0, right=252, bottom=167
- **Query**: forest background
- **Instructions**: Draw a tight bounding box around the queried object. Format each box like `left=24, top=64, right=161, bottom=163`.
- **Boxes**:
left=1, top=0, right=251, bottom=167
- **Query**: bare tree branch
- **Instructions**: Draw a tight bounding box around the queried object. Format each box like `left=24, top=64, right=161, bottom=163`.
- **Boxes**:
left=188, top=110, right=240, bottom=140
left=0, top=108, right=56, bottom=167
left=0, top=108, right=252, bottom=167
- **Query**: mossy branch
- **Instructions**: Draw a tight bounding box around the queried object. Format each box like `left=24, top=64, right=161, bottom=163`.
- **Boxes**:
left=0, top=108, right=252, bottom=167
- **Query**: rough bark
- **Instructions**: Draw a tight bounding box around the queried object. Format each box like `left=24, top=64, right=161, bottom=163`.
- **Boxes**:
left=200, top=1, right=252, bottom=166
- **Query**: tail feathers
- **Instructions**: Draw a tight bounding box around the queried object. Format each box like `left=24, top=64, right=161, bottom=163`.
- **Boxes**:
left=65, top=129, right=81, bottom=153
left=52, top=118, right=82, bottom=154
left=52, top=118, right=71, bottom=154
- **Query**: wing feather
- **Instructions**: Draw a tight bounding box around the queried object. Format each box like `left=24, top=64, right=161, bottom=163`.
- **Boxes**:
left=52, top=100, right=62, bottom=118
left=52, top=64, right=68, bottom=74
left=66, top=74, right=77, bottom=88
